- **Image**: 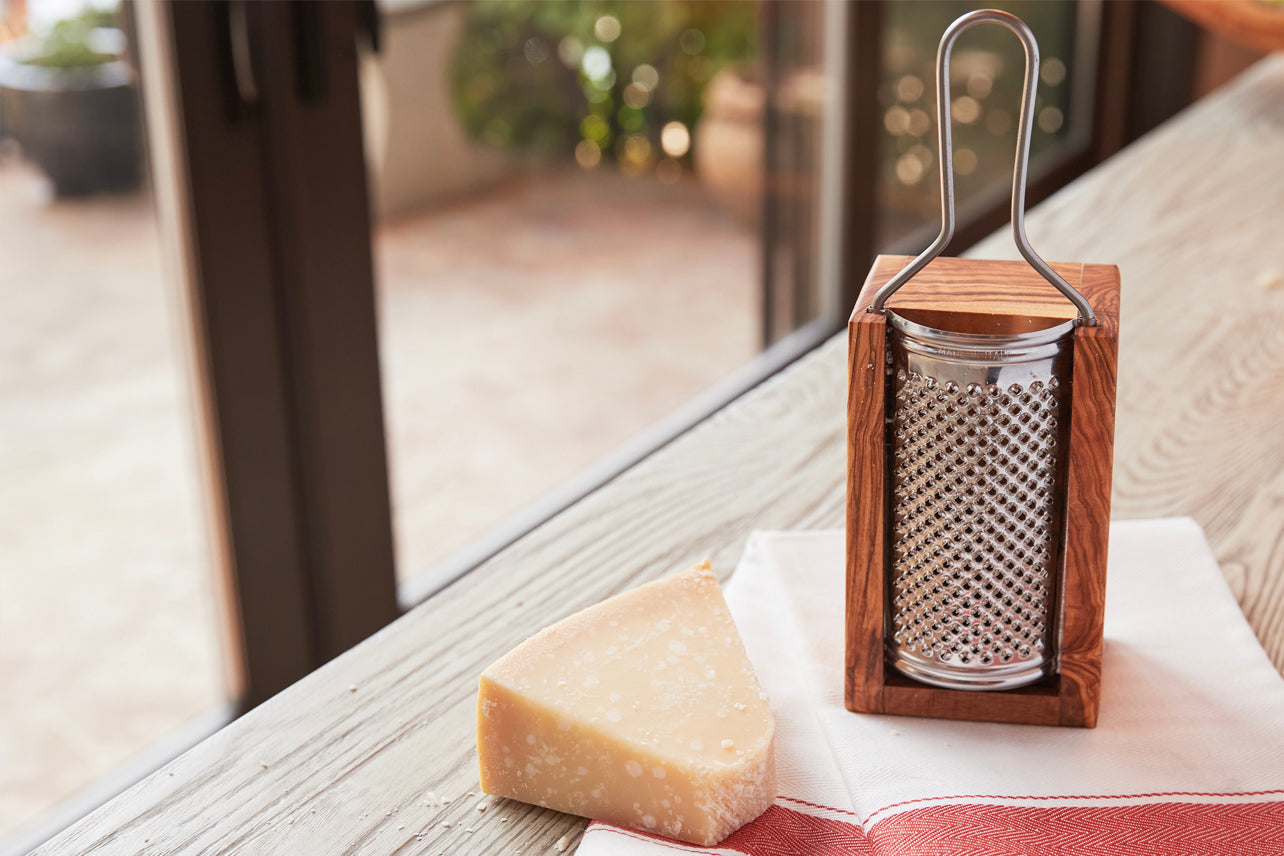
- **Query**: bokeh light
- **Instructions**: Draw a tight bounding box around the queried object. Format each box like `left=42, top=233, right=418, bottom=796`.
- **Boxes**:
left=952, top=96, right=981, bottom=124
left=1041, top=58, right=1066, bottom=86
left=623, top=84, right=651, bottom=109
left=954, top=148, right=978, bottom=176
left=660, top=121, right=691, bottom=158
left=594, top=14, right=622, bottom=43
left=896, top=153, right=925, bottom=185
left=1037, top=106, right=1064, bottom=134
left=632, top=64, right=660, bottom=92
left=580, top=114, right=609, bottom=144
left=619, top=134, right=654, bottom=175
left=884, top=106, right=910, bottom=136
left=557, top=36, right=583, bottom=68
left=575, top=139, right=602, bottom=168
left=582, top=46, right=612, bottom=82
left=679, top=28, right=705, bottom=55
left=966, top=73, right=992, bottom=100
left=896, top=75, right=924, bottom=103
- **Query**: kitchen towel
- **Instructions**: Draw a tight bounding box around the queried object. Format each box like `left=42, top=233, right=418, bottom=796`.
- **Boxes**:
left=576, top=518, right=1284, bottom=855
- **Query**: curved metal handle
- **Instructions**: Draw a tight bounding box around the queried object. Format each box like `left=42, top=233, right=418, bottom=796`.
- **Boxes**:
left=868, top=9, right=1096, bottom=327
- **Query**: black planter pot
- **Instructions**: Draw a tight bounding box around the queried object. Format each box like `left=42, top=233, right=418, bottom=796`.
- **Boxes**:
left=0, top=48, right=142, bottom=196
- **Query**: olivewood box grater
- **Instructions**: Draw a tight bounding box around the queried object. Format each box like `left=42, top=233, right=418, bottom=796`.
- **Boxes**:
left=843, top=10, right=1120, bottom=728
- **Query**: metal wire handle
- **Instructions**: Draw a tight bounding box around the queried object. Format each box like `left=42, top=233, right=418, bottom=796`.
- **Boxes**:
left=868, top=9, right=1097, bottom=327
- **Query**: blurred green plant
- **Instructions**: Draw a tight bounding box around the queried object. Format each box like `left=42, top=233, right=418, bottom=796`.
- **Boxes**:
left=452, top=0, right=756, bottom=173
left=21, top=7, right=119, bottom=69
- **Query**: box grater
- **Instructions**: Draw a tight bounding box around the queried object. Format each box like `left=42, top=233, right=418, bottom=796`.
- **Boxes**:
left=843, top=10, right=1120, bottom=727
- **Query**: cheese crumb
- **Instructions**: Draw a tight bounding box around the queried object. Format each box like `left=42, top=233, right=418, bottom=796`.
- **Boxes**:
left=721, top=739, right=735, bottom=750
left=555, top=835, right=570, bottom=852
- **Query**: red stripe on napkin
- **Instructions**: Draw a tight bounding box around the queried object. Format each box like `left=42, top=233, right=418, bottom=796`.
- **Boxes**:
left=718, top=804, right=873, bottom=855
left=593, top=798, right=1284, bottom=855
left=875, top=801, right=1284, bottom=856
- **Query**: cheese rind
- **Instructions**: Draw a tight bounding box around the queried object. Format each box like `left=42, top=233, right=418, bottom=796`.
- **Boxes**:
left=477, top=562, right=776, bottom=846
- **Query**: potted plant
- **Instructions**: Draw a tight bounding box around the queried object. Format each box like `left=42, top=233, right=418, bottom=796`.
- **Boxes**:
left=0, top=5, right=141, bottom=195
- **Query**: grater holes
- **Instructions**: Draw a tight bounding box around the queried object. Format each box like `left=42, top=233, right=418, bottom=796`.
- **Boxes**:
left=889, top=366, right=1063, bottom=673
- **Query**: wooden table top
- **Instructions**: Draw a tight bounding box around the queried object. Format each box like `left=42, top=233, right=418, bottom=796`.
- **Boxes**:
left=36, top=56, right=1284, bottom=856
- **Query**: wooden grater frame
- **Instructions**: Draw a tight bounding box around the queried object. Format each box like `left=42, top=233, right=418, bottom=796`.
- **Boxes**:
left=845, top=255, right=1120, bottom=728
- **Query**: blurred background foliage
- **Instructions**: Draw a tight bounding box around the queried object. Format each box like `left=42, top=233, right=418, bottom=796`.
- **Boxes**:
left=23, top=5, right=117, bottom=68
left=452, top=0, right=756, bottom=174
left=450, top=0, right=1076, bottom=219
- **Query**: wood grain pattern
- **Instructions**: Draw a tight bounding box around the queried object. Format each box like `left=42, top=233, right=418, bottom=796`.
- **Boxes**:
left=31, top=55, right=1284, bottom=856
left=844, top=256, right=1119, bottom=728
left=843, top=261, right=888, bottom=715
left=1058, top=265, right=1121, bottom=728
left=861, top=254, right=1084, bottom=327
left=882, top=674, right=1062, bottom=726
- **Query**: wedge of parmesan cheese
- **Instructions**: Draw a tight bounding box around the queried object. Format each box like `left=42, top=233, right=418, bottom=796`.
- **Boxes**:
left=476, top=561, right=775, bottom=846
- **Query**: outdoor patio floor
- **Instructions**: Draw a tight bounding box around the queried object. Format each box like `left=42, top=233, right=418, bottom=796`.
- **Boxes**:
left=0, top=158, right=757, bottom=839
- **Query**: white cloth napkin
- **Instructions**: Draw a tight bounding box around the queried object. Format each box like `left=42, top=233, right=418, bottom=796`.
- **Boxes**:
left=577, top=519, right=1284, bottom=855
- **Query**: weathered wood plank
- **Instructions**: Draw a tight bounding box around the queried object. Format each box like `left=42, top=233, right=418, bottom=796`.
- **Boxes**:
left=33, top=55, right=1284, bottom=856
left=32, top=334, right=851, bottom=856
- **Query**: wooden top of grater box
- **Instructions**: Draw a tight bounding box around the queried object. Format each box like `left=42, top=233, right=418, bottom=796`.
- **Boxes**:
left=851, top=255, right=1120, bottom=335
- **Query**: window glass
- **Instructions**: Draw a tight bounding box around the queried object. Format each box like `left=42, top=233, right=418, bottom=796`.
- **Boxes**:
left=366, top=0, right=832, bottom=581
left=879, top=1, right=1083, bottom=245
left=0, top=0, right=223, bottom=840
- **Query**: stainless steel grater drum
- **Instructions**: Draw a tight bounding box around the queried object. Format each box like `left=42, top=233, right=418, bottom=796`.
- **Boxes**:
left=885, top=314, right=1074, bottom=690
